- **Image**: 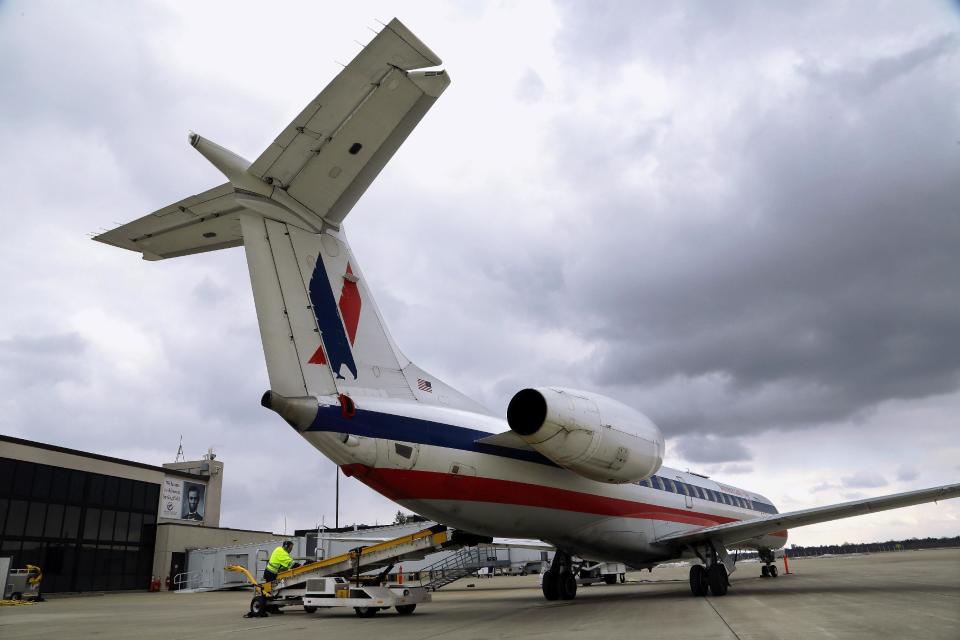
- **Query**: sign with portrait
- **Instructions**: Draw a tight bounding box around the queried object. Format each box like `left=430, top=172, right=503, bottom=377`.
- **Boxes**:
left=160, top=476, right=206, bottom=522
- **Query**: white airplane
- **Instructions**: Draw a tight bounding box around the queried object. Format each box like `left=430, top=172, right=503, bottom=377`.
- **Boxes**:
left=95, top=18, right=959, bottom=600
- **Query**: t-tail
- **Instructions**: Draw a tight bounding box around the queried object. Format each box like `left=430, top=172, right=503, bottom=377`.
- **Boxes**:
left=94, top=18, right=485, bottom=424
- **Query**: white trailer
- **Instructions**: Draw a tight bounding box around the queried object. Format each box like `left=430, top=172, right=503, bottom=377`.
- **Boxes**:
left=577, top=562, right=626, bottom=585
left=301, top=576, right=429, bottom=617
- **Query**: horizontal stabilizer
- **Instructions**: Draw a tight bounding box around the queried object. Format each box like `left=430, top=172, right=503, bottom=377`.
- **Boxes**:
left=93, top=17, right=449, bottom=261
left=93, top=183, right=243, bottom=260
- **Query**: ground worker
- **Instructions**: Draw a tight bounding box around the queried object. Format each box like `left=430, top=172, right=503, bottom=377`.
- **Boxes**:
left=262, top=541, right=295, bottom=583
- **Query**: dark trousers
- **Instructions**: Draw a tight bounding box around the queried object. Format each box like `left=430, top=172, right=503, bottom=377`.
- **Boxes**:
left=262, top=569, right=278, bottom=583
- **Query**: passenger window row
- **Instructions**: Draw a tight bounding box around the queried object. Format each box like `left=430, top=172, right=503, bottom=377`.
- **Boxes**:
left=637, top=475, right=777, bottom=513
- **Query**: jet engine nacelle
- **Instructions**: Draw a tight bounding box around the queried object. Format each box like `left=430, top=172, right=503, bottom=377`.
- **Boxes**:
left=506, top=387, right=664, bottom=484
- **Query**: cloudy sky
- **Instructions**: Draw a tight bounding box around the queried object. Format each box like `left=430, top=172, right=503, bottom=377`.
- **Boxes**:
left=2, top=0, right=958, bottom=546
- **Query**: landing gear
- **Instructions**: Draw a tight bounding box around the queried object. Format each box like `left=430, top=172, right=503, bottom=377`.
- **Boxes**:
left=759, top=548, right=778, bottom=578
left=541, top=570, right=560, bottom=600
left=688, top=542, right=732, bottom=597
left=707, top=563, right=728, bottom=596
left=689, top=564, right=708, bottom=597
left=603, top=574, right=617, bottom=585
left=559, top=571, right=578, bottom=600
left=542, top=550, right=578, bottom=601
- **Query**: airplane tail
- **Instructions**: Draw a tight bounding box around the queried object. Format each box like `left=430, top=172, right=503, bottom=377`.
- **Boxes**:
left=239, top=214, right=416, bottom=401
left=93, top=18, right=488, bottom=413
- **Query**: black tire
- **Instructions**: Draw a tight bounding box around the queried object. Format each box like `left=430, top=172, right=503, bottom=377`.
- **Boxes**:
left=541, top=570, right=560, bottom=601
left=395, top=604, right=416, bottom=615
left=769, top=565, right=778, bottom=578
left=689, top=565, right=708, bottom=597
left=250, top=595, right=268, bottom=617
left=559, top=571, right=578, bottom=600
left=603, top=574, right=618, bottom=585
left=354, top=606, right=378, bottom=618
left=11, top=592, right=22, bottom=601
left=761, top=565, right=770, bottom=577
left=707, top=564, right=728, bottom=596
left=303, top=606, right=317, bottom=614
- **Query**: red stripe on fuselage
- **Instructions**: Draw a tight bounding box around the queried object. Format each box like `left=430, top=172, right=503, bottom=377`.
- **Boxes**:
left=341, top=465, right=773, bottom=530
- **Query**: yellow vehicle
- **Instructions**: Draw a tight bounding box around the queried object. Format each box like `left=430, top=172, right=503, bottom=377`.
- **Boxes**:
left=3, top=565, right=43, bottom=604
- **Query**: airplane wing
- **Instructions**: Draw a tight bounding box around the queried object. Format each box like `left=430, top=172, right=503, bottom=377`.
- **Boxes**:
left=246, top=17, right=449, bottom=228
left=655, top=482, right=960, bottom=549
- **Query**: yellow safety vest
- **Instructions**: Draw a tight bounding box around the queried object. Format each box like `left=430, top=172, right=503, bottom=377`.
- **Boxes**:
left=267, top=546, right=293, bottom=573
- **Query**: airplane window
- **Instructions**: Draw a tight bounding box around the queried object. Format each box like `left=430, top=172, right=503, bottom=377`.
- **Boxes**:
left=675, top=481, right=689, bottom=496
left=653, top=476, right=665, bottom=491
left=638, top=478, right=651, bottom=488
left=722, top=494, right=731, bottom=505
left=665, top=479, right=677, bottom=493
left=695, top=486, right=705, bottom=499
left=705, top=489, right=715, bottom=502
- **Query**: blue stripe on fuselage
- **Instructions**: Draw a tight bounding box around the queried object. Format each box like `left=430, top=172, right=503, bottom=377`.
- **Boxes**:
left=306, top=406, right=779, bottom=512
left=307, top=405, right=556, bottom=467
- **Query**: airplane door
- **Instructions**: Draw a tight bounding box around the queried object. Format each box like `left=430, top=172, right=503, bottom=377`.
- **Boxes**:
left=677, top=477, right=693, bottom=509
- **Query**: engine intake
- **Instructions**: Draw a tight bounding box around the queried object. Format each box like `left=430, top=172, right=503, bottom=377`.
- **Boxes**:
left=506, top=387, right=664, bottom=484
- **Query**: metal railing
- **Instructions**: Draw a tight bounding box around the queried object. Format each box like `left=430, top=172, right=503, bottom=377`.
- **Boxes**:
left=417, top=545, right=511, bottom=591
left=173, top=570, right=207, bottom=591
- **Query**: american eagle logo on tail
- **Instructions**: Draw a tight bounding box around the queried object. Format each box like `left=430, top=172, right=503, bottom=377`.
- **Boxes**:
left=308, top=258, right=361, bottom=380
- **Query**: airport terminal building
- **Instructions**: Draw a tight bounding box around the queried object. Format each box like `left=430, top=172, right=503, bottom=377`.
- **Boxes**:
left=0, top=435, right=272, bottom=593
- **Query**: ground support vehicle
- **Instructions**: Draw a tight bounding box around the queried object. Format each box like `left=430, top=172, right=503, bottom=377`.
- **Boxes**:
left=2, top=565, right=43, bottom=603
left=301, top=576, right=429, bottom=617
left=577, top=562, right=627, bottom=586
left=227, top=525, right=475, bottom=617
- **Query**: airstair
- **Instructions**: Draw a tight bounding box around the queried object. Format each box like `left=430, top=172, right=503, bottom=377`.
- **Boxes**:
left=419, top=544, right=511, bottom=591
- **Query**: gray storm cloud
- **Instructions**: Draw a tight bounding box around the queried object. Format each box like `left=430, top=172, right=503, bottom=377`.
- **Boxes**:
left=1, top=1, right=957, bottom=533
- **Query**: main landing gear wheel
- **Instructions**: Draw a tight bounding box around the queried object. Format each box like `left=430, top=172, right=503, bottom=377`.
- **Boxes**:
left=603, top=574, right=617, bottom=585
left=707, top=564, right=728, bottom=596
left=542, top=570, right=560, bottom=600
left=769, top=564, right=778, bottom=578
left=354, top=606, right=379, bottom=617
left=559, top=571, right=578, bottom=600
left=689, top=565, right=708, bottom=597
left=395, top=604, right=417, bottom=615
left=761, top=565, right=770, bottom=577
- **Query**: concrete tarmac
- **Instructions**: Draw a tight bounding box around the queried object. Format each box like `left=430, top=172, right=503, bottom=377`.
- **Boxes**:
left=2, top=549, right=958, bottom=639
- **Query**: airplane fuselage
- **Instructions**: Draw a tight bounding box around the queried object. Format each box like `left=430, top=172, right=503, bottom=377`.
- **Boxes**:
left=300, top=398, right=785, bottom=566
